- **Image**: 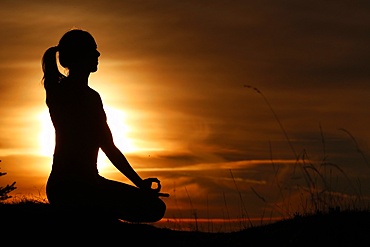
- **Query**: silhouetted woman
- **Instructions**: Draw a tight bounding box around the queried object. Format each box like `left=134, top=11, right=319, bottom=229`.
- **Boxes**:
left=41, top=29, right=167, bottom=223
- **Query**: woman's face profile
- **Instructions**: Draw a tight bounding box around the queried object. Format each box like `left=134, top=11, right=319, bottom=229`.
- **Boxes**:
left=75, top=39, right=100, bottom=73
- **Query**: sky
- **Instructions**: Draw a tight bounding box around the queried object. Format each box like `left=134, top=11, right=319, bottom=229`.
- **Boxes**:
left=1, top=0, right=370, bottom=231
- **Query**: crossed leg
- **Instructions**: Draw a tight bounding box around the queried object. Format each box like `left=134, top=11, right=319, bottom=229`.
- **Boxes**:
left=95, top=176, right=166, bottom=223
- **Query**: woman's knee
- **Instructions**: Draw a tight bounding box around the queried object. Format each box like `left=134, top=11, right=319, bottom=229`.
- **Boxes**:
left=147, top=198, right=166, bottom=222
left=126, top=198, right=166, bottom=223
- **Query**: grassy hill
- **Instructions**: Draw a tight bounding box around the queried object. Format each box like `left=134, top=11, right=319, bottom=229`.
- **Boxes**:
left=1, top=200, right=370, bottom=246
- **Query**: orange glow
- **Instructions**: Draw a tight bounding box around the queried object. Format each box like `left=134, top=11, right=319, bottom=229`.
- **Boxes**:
left=38, top=106, right=142, bottom=171
left=37, top=110, right=54, bottom=157
left=154, top=217, right=284, bottom=232
left=2, top=1, right=370, bottom=233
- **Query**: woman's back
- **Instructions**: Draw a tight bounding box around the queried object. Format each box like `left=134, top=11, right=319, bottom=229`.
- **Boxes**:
left=46, top=79, right=106, bottom=177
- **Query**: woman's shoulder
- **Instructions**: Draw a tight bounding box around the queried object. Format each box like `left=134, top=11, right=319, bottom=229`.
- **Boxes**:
left=86, top=86, right=102, bottom=99
left=85, top=87, right=104, bottom=107
left=87, top=86, right=99, bottom=95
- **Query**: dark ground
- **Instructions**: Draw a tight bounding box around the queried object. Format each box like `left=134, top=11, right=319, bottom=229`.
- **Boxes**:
left=1, top=202, right=370, bottom=246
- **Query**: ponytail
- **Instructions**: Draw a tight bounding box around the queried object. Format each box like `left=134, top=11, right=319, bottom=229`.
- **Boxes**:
left=41, top=46, right=65, bottom=90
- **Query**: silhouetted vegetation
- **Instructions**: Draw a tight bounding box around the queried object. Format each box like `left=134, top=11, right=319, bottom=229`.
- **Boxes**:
left=0, top=160, right=16, bottom=201
left=243, top=86, right=370, bottom=221
left=1, top=198, right=370, bottom=246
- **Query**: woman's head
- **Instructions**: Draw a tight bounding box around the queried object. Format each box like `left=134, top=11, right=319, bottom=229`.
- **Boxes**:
left=41, top=29, right=100, bottom=89
left=58, top=29, right=100, bottom=72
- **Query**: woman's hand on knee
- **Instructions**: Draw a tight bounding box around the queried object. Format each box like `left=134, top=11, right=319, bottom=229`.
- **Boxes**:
left=140, top=177, right=162, bottom=193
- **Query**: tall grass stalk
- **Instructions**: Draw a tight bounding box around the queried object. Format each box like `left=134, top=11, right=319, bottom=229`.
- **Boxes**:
left=222, top=191, right=232, bottom=232
left=244, top=85, right=298, bottom=160
left=245, top=85, right=370, bottom=219
left=339, top=128, right=370, bottom=168
left=185, top=186, right=198, bottom=232
left=229, top=169, right=253, bottom=228
left=250, top=186, right=267, bottom=225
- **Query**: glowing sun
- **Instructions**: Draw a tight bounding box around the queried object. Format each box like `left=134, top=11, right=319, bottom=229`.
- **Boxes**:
left=38, top=106, right=138, bottom=169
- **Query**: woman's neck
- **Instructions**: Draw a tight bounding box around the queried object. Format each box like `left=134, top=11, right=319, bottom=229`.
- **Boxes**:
left=67, top=70, right=90, bottom=86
